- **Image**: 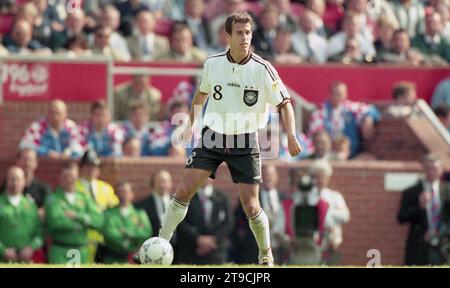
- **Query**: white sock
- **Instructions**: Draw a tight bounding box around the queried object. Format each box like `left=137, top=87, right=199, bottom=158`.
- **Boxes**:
left=159, top=197, right=189, bottom=241
left=248, top=209, right=271, bottom=256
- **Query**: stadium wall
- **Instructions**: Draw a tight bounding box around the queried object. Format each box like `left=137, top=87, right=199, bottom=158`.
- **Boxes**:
left=0, top=157, right=423, bottom=266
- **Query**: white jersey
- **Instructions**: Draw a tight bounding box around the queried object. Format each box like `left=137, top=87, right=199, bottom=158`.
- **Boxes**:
left=198, top=50, right=291, bottom=135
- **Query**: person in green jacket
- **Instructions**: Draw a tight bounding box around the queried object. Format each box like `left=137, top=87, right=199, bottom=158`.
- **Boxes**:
left=45, top=161, right=104, bottom=265
left=99, top=181, right=152, bottom=264
left=0, top=166, right=43, bottom=263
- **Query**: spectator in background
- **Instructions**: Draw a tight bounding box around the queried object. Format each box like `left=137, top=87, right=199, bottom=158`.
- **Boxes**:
left=209, top=0, right=246, bottom=47
left=114, top=75, right=162, bottom=121
left=272, top=27, right=303, bottom=64
left=291, top=10, right=328, bottom=64
left=411, top=12, right=450, bottom=64
left=136, top=170, right=173, bottom=238
left=252, top=4, right=280, bottom=59
left=127, top=10, right=170, bottom=61
left=121, top=102, right=151, bottom=149
left=92, top=24, right=127, bottom=61
left=309, top=130, right=332, bottom=160
left=142, top=100, right=187, bottom=157
left=122, top=137, right=142, bottom=157
left=385, top=81, right=418, bottom=117
left=323, top=0, right=345, bottom=33
left=207, top=23, right=229, bottom=55
left=346, top=0, right=376, bottom=43
left=0, top=0, right=17, bottom=14
left=116, top=0, right=149, bottom=36
left=156, top=22, right=207, bottom=63
left=329, top=37, right=366, bottom=64
left=15, top=2, right=39, bottom=27
left=259, top=165, right=290, bottom=264
left=376, top=28, right=425, bottom=66
left=270, top=0, right=297, bottom=32
left=389, top=0, right=425, bottom=38
left=163, top=0, right=186, bottom=21
left=32, top=0, right=64, bottom=48
left=76, top=150, right=119, bottom=211
left=183, top=0, right=212, bottom=51
left=50, top=10, right=87, bottom=50
left=20, top=99, right=83, bottom=159
left=0, top=166, right=43, bottom=263
left=434, top=0, right=450, bottom=41
left=305, top=0, right=328, bottom=38
left=100, top=5, right=131, bottom=61
left=45, top=161, right=104, bottom=264
left=99, top=181, right=152, bottom=264
left=374, top=15, right=396, bottom=55
left=63, top=34, right=92, bottom=57
left=309, top=160, right=350, bottom=265
left=79, top=101, right=124, bottom=157
left=331, top=135, right=351, bottom=161
left=0, top=148, right=51, bottom=218
left=327, top=12, right=376, bottom=59
left=3, top=19, right=50, bottom=55
left=432, top=77, right=450, bottom=109
left=308, top=81, right=380, bottom=157
left=434, top=105, right=450, bottom=132
left=176, top=179, right=233, bottom=265
left=75, top=150, right=119, bottom=263
left=398, top=154, right=450, bottom=265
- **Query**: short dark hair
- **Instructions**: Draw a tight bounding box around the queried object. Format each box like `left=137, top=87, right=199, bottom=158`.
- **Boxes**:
left=90, top=100, right=108, bottom=113
left=225, top=11, right=254, bottom=35
left=393, top=28, right=409, bottom=38
left=171, top=22, right=192, bottom=37
left=62, top=160, right=79, bottom=172
left=392, top=81, right=416, bottom=100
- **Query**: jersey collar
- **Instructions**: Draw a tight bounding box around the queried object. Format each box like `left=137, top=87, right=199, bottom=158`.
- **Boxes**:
left=226, top=50, right=252, bottom=65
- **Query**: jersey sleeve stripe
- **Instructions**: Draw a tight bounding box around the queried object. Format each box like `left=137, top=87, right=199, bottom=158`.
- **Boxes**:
left=251, top=56, right=276, bottom=81
left=276, top=99, right=291, bottom=110
left=251, top=55, right=280, bottom=81
left=206, top=52, right=227, bottom=60
left=280, top=91, right=288, bottom=100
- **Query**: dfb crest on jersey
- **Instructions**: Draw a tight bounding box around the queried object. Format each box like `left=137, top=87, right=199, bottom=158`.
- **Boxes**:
left=243, top=89, right=258, bottom=106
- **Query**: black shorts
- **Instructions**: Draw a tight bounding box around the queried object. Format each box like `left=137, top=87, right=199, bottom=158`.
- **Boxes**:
left=186, top=127, right=262, bottom=184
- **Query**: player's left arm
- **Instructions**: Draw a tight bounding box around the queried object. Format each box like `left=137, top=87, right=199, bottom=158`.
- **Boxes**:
left=264, top=62, right=303, bottom=157
left=279, top=102, right=303, bottom=157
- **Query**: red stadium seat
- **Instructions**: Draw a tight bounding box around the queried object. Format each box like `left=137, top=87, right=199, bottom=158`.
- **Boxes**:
left=0, top=14, right=14, bottom=35
left=154, top=19, right=174, bottom=37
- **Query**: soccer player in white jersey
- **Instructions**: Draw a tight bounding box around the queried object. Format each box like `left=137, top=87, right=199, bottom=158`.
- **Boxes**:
left=138, top=12, right=302, bottom=266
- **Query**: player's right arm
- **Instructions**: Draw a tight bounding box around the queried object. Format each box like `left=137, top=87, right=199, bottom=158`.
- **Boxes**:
left=182, top=90, right=208, bottom=142
left=182, top=59, right=211, bottom=142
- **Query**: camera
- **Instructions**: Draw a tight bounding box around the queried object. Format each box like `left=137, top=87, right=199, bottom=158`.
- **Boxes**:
left=298, top=174, right=314, bottom=193
left=294, top=173, right=319, bottom=237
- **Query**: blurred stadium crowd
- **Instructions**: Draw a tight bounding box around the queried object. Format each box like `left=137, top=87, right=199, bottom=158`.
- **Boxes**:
left=0, top=0, right=449, bottom=65
left=1, top=0, right=450, bottom=266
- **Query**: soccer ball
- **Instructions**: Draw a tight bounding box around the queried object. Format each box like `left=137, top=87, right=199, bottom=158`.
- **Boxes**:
left=138, top=237, right=174, bottom=265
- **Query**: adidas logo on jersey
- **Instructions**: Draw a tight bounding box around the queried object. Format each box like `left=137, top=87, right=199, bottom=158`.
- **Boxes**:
left=227, top=82, right=241, bottom=88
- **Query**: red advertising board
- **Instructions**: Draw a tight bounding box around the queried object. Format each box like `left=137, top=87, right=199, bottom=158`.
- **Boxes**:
left=1, top=61, right=108, bottom=102
left=115, top=62, right=450, bottom=104
left=1, top=59, right=448, bottom=104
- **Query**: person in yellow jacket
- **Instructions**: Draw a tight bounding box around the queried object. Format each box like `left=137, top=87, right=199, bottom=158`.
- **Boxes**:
left=75, top=150, right=119, bottom=263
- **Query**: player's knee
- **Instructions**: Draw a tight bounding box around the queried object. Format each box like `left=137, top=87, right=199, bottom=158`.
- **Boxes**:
left=175, top=184, right=194, bottom=203
left=243, top=201, right=261, bottom=218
